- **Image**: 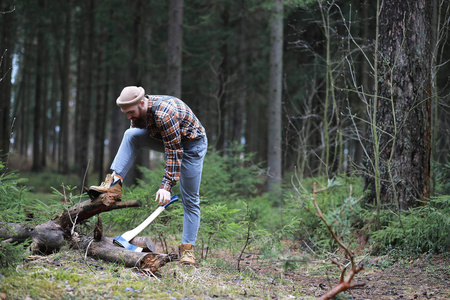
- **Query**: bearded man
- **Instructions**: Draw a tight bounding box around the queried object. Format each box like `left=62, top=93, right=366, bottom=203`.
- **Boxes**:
left=89, top=86, right=207, bottom=265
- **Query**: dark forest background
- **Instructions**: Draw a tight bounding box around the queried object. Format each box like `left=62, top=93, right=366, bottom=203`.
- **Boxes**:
left=1, top=0, right=449, bottom=208
left=1, top=3, right=450, bottom=297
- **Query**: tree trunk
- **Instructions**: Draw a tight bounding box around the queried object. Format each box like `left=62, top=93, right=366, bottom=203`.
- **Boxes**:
left=365, top=0, right=432, bottom=209
left=74, top=0, right=95, bottom=182
left=58, top=0, right=71, bottom=173
left=74, top=12, right=85, bottom=175
left=16, top=42, right=32, bottom=157
left=267, top=0, right=284, bottom=193
left=50, top=63, right=59, bottom=161
left=40, top=58, right=49, bottom=168
left=31, top=0, right=46, bottom=172
left=216, top=8, right=229, bottom=151
left=232, top=0, right=247, bottom=144
left=0, top=2, right=15, bottom=161
left=167, top=0, right=184, bottom=98
left=80, top=0, right=95, bottom=183
left=94, top=35, right=106, bottom=182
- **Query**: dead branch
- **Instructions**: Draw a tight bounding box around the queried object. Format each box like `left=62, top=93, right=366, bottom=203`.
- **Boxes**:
left=310, top=182, right=366, bottom=300
left=318, top=260, right=365, bottom=300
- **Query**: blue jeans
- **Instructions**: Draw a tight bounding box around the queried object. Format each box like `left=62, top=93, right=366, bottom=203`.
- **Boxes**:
left=110, top=128, right=208, bottom=246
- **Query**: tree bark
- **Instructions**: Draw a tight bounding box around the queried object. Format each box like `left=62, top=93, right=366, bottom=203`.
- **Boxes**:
left=232, top=0, right=247, bottom=144
left=167, top=0, right=184, bottom=98
left=58, top=0, right=71, bottom=173
left=267, top=0, right=284, bottom=193
left=365, top=0, right=432, bottom=209
left=216, top=7, right=229, bottom=151
left=94, top=32, right=106, bottom=183
left=31, top=0, right=45, bottom=172
left=70, top=236, right=176, bottom=271
left=0, top=1, right=15, bottom=160
left=40, top=56, right=50, bottom=168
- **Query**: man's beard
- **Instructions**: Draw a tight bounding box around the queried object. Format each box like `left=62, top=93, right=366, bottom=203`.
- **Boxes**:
left=131, top=106, right=148, bottom=129
left=132, top=117, right=147, bottom=129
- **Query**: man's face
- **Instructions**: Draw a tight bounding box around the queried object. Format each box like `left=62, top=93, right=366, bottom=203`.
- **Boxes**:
left=120, top=101, right=147, bottom=128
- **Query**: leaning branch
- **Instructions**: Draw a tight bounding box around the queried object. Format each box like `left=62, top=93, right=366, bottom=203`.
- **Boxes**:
left=310, top=183, right=366, bottom=300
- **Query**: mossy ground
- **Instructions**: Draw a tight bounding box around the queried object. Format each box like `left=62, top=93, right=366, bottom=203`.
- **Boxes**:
left=0, top=244, right=448, bottom=300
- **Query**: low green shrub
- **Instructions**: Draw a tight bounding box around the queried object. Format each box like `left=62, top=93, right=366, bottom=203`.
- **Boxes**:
left=287, top=176, right=367, bottom=252
left=288, top=173, right=450, bottom=257
left=0, top=162, right=30, bottom=222
left=0, top=241, right=30, bottom=269
left=200, top=143, right=265, bottom=201
left=370, top=196, right=450, bottom=255
left=435, top=154, right=450, bottom=194
left=0, top=163, right=32, bottom=267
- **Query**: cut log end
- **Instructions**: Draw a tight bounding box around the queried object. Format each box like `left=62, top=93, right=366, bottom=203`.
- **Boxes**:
left=142, top=252, right=178, bottom=273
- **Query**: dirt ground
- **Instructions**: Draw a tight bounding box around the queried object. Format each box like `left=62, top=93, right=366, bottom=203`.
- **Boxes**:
left=1, top=242, right=448, bottom=299
left=244, top=253, right=450, bottom=299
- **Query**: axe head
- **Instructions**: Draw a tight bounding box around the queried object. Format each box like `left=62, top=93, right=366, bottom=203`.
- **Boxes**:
left=113, top=235, right=143, bottom=252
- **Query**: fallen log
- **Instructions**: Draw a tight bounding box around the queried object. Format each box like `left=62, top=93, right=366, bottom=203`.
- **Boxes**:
left=1, top=196, right=141, bottom=254
left=0, top=193, right=177, bottom=272
left=70, top=234, right=176, bottom=272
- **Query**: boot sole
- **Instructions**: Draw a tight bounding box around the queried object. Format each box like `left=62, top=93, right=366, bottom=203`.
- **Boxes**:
left=88, top=188, right=104, bottom=200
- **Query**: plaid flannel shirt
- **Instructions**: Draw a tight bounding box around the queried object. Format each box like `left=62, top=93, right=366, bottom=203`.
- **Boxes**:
left=142, top=95, right=205, bottom=191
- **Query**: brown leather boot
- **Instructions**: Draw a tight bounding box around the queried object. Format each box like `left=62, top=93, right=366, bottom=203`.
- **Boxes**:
left=89, top=174, right=122, bottom=199
left=179, top=243, right=195, bottom=265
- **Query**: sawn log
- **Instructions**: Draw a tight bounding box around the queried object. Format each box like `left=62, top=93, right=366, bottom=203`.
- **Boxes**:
left=70, top=235, right=176, bottom=272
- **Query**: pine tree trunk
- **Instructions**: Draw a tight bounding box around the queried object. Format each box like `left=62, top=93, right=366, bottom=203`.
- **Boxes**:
left=0, top=2, right=15, bottom=160
left=167, top=0, right=184, bottom=98
left=59, top=1, right=71, bottom=173
left=94, top=36, right=106, bottom=182
left=232, top=0, right=247, bottom=143
left=267, top=0, right=284, bottom=193
left=74, top=12, right=85, bottom=176
left=32, top=0, right=45, bottom=172
left=216, top=8, right=229, bottom=151
left=50, top=63, right=59, bottom=161
left=40, top=60, right=49, bottom=168
left=365, top=0, right=432, bottom=209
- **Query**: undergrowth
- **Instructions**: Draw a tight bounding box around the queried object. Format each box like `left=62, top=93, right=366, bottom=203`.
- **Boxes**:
left=370, top=196, right=450, bottom=255
left=0, top=147, right=449, bottom=299
left=0, top=163, right=31, bottom=267
left=287, top=175, right=450, bottom=257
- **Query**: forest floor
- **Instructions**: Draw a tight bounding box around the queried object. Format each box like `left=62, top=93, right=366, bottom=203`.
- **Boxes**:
left=0, top=241, right=448, bottom=300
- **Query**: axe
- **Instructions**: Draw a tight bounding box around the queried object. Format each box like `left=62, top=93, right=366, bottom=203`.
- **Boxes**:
left=113, top=195, right=179, bottom=251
